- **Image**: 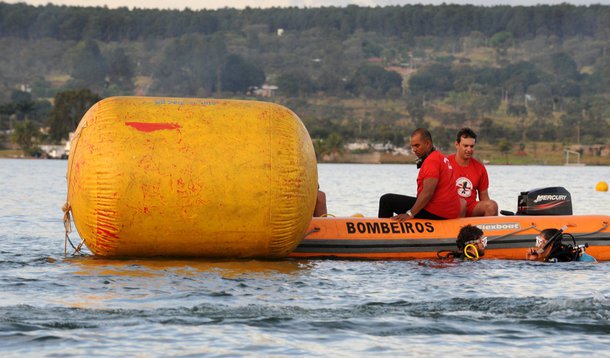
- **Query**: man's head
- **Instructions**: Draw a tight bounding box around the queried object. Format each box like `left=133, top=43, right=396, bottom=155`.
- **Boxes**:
left=410, top=128, right=434, bottom=159
left=457, top=224, right=486, bottom=255
left=455, top=127, right=477, bottom=161
left=536, top=228, right=560, bottom=249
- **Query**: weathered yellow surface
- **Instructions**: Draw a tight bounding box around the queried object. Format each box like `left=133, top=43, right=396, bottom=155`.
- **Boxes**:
left=67, top=97, right=317, bottom=258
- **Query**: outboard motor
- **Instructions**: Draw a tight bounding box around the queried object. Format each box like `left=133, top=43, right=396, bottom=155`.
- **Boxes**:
left=516, top=187, right=572, bottom=215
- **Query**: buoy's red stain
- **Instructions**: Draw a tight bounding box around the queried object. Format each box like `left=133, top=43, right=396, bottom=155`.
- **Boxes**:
left=125, top=122, right=181, bottom=132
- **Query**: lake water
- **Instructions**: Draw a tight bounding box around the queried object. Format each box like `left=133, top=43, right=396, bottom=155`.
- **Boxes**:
left=1, top=158, right=609, bottom=357
left=318, top=163, right=610, bottom=217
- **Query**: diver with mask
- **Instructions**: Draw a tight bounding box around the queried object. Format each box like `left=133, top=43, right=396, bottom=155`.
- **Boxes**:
left=437, top=224, right=487, bottom=260
left=526, top=227, right=596, bottom=262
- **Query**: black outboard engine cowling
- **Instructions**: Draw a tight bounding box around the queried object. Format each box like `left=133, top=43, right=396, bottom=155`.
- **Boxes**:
left=517, top=187, right=572, bottom=215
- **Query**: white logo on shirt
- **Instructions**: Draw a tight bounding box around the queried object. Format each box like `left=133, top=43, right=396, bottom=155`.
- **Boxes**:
left=455, top=177, right=473, bottom=198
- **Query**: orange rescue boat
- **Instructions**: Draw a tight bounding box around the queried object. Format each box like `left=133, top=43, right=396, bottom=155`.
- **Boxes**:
left=290, top=215, right=610, bottom=261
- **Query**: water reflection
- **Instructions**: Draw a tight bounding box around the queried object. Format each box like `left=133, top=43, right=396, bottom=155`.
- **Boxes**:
left=69, top=256, right=312, bottom=278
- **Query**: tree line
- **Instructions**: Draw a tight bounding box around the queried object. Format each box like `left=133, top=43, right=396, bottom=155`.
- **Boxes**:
left=1, top=2, right=609, bottom=157
left=1, top=3, right=610, bottom=41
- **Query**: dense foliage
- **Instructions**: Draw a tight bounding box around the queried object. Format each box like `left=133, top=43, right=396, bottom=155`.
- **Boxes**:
left=0, top=2, right=609, bottom=154
left=2, top=3, right=609, bottom=41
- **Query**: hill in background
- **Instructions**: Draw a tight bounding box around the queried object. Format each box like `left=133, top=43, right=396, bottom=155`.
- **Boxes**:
left=0, top=2, right=609, bottom=164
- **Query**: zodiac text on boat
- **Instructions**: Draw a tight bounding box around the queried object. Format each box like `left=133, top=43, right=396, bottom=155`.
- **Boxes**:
left=346, top=221, right=434, bottom=235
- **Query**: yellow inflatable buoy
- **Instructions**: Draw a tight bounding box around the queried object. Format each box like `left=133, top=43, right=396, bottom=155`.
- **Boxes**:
left=597, top=181, right=609, bottom=192
left=66, top=97, right=317, bottom=258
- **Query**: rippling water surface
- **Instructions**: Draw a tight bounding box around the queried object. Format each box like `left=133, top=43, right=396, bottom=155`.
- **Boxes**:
left=1, top=159, right=609, bottom=357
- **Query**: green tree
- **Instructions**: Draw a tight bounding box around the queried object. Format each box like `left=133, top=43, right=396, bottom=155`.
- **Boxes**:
left=489, top=31, right=513, bottom=60
left=151, top=37, right=200, bottom=96
left=151, top=33, right=227, bottom=97
left=527, top=83, right=553, bottom=118
left=208, top=33, right=229, bottom=95
left=348, top=64, right=402, bottom=98
left=106, top=47, right=134, bottom=92
left=551, top=52, right=580, bottom=81
left=498, top=139, right=512, bottom=164
left=479, top=117, right=511, bottom=144
left=0, top=103, right=16, bottom=131
left=312, top=138, right=325, bottom=160
left=312, top=133, right=344, bottom=160
left=69, top=40, right=108, bottom=90
left=408, top=63, right=453, bottom=96
left=430, top=126, right=454, bottom=152
left=362, top=38, right=383, bottom=58
left=507, top=104, right=527, bottom=117
left=10, top=90, right=35, bottom=121
left=501, top=62, right=541, bottom=100
left=277, top=71, right=315, bottom=97
left=11, top=119, right=39, bottom=152
left=2, top=3, right=610, bottom=43
left=48, top=89, right=101, bottom=142
left=325, top=132, right=344, bottom=155
left=315, top=69, right=346, bottom=96
left=406, top=95, right=428, bottom=128
left=221, top=54, right=265, bottom=94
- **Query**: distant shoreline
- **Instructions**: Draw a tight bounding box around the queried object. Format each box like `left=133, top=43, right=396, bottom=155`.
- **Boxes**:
left=318, top=152, right=610, bottom=166
left=2, top=150, right=609, bottom=166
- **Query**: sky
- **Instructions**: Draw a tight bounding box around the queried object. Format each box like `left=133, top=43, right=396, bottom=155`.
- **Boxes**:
left=4, top=0, right=610, bottom=10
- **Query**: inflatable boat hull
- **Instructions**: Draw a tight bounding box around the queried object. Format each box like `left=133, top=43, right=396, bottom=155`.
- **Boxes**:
left=289, top=215, right=610, bottom=261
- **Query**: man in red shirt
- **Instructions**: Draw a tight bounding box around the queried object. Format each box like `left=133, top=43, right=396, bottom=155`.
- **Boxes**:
left=447, top=128, right=498, bottom=217
left=378, top=128, right=462, bottom=220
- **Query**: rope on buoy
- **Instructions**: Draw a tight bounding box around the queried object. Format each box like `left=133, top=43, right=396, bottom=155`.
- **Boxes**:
left=62, top=201, right=83, bottom=256
left=62, top=202, right=71, bottom=256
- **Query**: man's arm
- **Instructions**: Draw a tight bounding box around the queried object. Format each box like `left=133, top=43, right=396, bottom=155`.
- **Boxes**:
left=393, top=177, right=438, bottom=221
left=479, top=189, right=490, bottom=202
left=526, top=243, right=554, bottom=261
left=525, top=248, right=542, bottom=261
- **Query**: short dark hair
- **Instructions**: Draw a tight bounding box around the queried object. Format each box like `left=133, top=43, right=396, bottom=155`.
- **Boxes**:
left=411, top=128, right=433, bottom=143
left=456, top=224, right=484, bottom=250
left=541, top=228, right=560, bottom=240
left=456, top=127, right=477, bottom=143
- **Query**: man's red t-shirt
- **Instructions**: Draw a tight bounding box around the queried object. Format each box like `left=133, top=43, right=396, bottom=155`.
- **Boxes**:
left=447, top=154, right=489, bottom=215
left=417, top=150, right=461, bottom=219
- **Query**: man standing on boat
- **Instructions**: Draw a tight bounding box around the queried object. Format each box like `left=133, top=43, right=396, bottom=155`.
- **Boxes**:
left=378, top=128, right=462, bottom=221
left=448, top=128, right=498, bottom=217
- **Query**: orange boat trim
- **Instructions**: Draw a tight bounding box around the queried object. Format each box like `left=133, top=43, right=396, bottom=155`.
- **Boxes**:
left=290, top=215, right=610, bottom=261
